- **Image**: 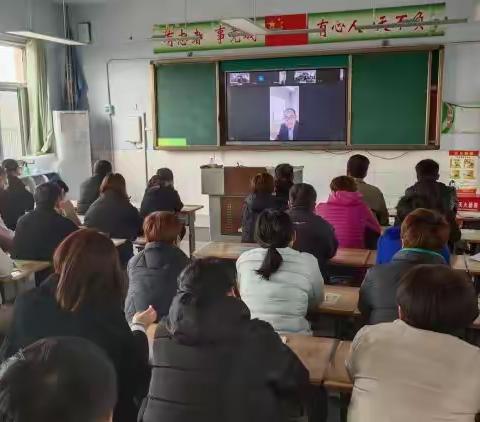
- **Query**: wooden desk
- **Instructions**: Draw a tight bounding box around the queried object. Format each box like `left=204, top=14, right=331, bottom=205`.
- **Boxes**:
left=319, top=286, right=360, bottom=317
left=194, top=242, right=375, bottom=269
left=461, top=229, right=480, bottom=244
left=324, top=340, right=353, bottom=392
left=10, top=260, right=51, bottom=282
left=180, top=205, right=204, bottom=256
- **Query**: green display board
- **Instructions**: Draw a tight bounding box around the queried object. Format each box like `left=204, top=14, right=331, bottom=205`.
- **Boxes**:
left=351, top=51, right=430, bottom=146
left=156, top=62, right=217, bottom=147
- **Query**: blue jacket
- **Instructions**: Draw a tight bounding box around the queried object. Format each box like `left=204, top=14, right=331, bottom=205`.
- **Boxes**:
left=376, top=226, right=450, bottom=264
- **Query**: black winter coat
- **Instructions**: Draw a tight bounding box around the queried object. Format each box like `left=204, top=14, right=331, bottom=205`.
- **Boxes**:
left=0, top=177, right=34, bottom=230
left=359, top=249, right=447, bottom=325
left=85, top=191, right=142, bottom=264
left=140, top=294, right=309, bottom=422
left=241, top=193, right=279, bottom=243
left=12, top=207, right=78, bottom=261
left=1, top=276, right=150, bottom=422
left=77, top=174, right=104, bottom=215
left=140, top=186, right=183, bottom=218
left=287, top=207, right=338, bottom=281
left=125, top=241, right=189, bottom=322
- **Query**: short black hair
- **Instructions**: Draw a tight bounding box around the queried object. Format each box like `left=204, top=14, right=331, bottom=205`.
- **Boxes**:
left=34, top=182, right=62, bottom=209
left=289, top=183, right=317, bottom=210
left=255, top=210, right=294, bottom=279
left=347, top=154, right=370, bottom=179
left=156, top=168, right=174, bottom=184
left=275, top=163, right=294, bottom=181
left=396, top=194, right=434, bottom=223
left=415, top=159, right=440, bottom=181
left=2, top=159, right=19, bottom=174
left=53, top=179, right=69, bottom=194
left=177, top=258, right=237, bottom=306
left=93, top=160, right=112, bottom=178
left=0, top=337, right=117, bottom=422
left=397, top=265, right=478, bottom=335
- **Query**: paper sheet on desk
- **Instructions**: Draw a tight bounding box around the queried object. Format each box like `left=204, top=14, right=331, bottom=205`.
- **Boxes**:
left=470, top=253, right=480, bottom=262
left=324, top=293, right=341, bottom=304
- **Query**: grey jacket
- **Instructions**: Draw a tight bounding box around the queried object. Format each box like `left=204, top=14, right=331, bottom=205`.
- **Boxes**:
left=125, top=242, right=189, bottom=323
left=359, top=249, right=447, bottom=325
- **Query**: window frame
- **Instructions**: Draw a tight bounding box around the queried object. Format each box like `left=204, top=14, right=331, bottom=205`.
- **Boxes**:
left=0, top=41, right=28, bottom=158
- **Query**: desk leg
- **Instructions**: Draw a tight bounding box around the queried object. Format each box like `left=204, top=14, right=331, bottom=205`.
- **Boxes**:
left=188, top=213, right=196, bottom=257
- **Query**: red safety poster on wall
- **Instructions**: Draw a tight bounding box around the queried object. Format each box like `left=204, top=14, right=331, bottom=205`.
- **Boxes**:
left=450, top=150, right=480, bottom=210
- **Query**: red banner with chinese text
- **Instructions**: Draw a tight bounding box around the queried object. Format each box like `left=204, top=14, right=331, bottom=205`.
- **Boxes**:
left=264, top=14, right=308, bottom=47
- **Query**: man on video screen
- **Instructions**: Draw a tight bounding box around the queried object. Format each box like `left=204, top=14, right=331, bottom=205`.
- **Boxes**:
left=276, top=108, right=300, bottom=141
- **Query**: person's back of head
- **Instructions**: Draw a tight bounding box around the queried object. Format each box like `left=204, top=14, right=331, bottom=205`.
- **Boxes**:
left=100, top=173, right=128, bottom=201
left=396, top=194, right=434, bottom=224
left=93, top=160, right=112, bottom=179
left=250, top=172, right=274, bottom=195
left=397, top=265, right=478, bottom=336
left=147, top=175, right=162, bottom=189
left=330, top=176, right=358, bottom=193
left=156, top=168, right=174, bottom=187
left=415, top=159, right=439, bottom=182
left=274, top=163, right=294, bottom=196
left=0, top=337, right=116, bottom=422
left=289, top=183, right=317, bottom=211
left=34, top=182, right=62, bottom=210
left=347, top=154, right=370, bottom=179
left=143, top=211, right=182, bottom=245
left=255, top=210, right=294, bottom=280
left=401, top=208, right=449, bottom=252
left=2, top=159, right=20, bottom=178
left=54, top=229, right=126, bottom=312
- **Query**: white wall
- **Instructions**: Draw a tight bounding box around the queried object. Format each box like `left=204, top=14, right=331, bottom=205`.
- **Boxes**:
left=69, top=0, right=480, bottom=221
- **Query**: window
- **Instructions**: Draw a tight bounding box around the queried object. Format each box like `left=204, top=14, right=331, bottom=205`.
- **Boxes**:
left=0, top=44, right=27, bottom=159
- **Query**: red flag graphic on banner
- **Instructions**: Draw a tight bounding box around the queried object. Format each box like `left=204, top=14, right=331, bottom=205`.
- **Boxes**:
left=265, top=14, right=308, bottom=46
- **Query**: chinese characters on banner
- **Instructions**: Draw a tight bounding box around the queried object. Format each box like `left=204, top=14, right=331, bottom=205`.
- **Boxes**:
left=450, top=151, right=480, bottom=211
left=153, top=3, right=445, bottom=53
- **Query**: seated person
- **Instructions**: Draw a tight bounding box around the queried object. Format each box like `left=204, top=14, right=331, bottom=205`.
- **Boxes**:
left=140, top=168, right=183, bottom=219
left=4, top=229, right=155, bottom=422
left=276, top=108, right=300, bottom=141
left=141, top=258, right=310, bottom=422
left=377, top=194, right=450, bottom=264
left=348, top=265, right=480, bottom=422
left=1, top=159, right=34, bottom=230
left=274, top=163, right=294, bottom=210
left=359, top=208, right=449, bottom=325
left=85, top=173, right=142, bottom=265
left=405, top=159, right=460, bottom=244
left=53, top=180, right=82, bottom=226
left=12, top=182, right=78, bottom=262
left=77, top=160, right=112, bottom=215
left=347, top=154, right=389, bottom=225
left=0, top=167, right=14, bottom=251
left=125, top=211, right=189, bottom=323
left=241, top=172, right=278, bottom=243
left=316, top=176, right=381, bottom=249
left=237, top=210, right=324, bottom=335
left=287, top=183, right=338, bottom=280
left=0, top=337, right=117, bottom=422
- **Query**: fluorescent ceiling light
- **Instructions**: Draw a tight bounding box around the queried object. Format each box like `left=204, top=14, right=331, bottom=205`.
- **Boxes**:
left=221, top=18, right=268, bottom=35
left=6, top=31, right=86, bottom=46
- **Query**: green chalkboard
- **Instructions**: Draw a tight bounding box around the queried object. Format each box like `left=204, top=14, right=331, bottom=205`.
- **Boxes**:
left=156, top=62, right=217, bottom=147
left=351, top=51, right=430, bottom=146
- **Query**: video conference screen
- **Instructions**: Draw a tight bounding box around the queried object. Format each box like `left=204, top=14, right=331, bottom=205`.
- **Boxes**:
left=225, top=68, right=347, bottom=144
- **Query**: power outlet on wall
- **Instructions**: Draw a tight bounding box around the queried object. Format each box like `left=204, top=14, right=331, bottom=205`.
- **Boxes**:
left=104, top=104, right=115, bottom=115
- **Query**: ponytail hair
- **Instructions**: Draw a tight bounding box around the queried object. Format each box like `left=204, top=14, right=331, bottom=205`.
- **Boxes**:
left=254, top=210, right=294, bottom=280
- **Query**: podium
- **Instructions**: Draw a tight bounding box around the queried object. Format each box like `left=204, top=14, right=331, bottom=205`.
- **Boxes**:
left=201, top=166, right=304, bottom=241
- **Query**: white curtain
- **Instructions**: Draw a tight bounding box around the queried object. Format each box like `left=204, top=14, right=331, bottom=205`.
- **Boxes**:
left=26, top=40, right=55, bottom=154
